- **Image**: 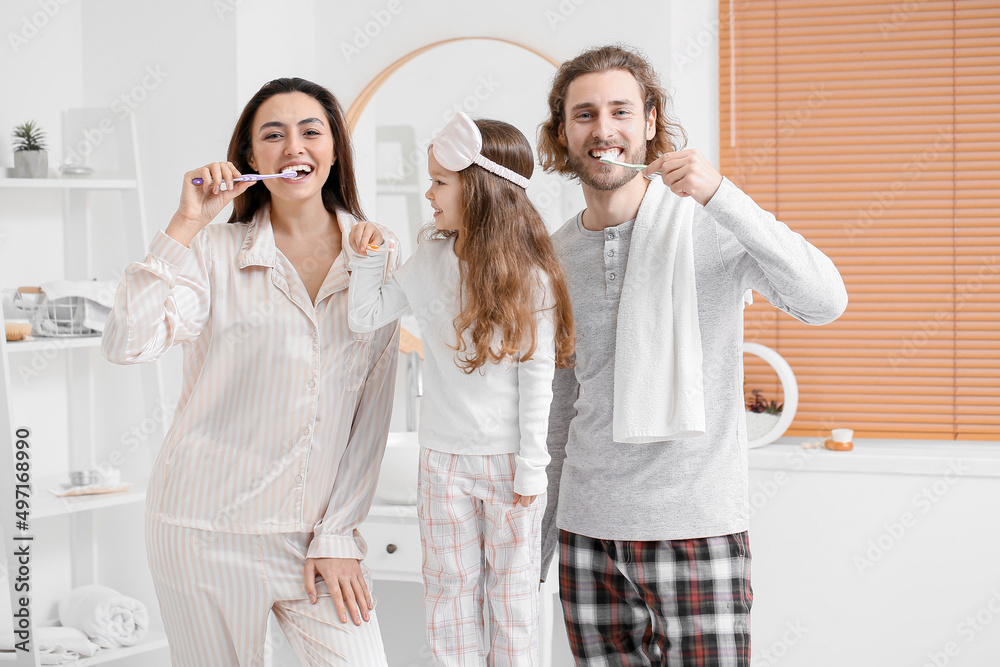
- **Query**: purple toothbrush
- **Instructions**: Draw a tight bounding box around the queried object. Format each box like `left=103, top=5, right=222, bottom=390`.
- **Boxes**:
left=191, top=170, right=297, bottom=186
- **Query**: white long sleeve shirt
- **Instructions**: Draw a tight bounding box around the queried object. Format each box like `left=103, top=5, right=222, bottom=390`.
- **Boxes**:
left=347, top=237, right=554, bottom=496
left=102, top=208, right=400, bottom=561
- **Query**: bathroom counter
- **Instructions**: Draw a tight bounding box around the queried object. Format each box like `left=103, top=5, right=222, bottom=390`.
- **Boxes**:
left=750, top=437, right=1000, bottom=478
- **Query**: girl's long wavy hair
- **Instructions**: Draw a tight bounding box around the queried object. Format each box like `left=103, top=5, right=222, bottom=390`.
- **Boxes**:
left=225, top=77, right=365, bottom=223
left=422, top=119, right=575, bottom=373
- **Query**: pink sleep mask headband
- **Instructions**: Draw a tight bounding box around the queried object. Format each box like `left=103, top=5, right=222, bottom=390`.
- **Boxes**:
left=429, top=112, right=530, bottom=189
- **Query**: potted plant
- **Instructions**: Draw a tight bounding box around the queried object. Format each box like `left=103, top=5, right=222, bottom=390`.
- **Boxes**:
left=745, top=387, right=783, bottom=443
left=11, top=120, right=48, bottom=178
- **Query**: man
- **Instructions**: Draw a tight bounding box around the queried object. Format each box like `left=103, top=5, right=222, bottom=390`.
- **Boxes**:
left=538, top=45, right=847, bottom=666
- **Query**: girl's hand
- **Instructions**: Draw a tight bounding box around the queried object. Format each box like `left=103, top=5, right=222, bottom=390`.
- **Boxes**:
left=512, top=493, right=537, bottom=507
left=166, top=161, right=256, bottom=247
left=643, top=149, right=723, bottom=206
left=304, top=557, right=373, bottom=625
left=349, top=222, right=385, bottom=255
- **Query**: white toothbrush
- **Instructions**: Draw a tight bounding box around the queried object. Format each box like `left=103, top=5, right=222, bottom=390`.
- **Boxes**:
left=599, top=156, right=662, bottom=175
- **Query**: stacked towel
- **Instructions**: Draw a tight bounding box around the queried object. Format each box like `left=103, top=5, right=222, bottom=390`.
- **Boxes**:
left=0, top=626, right=101, bottom=664
left=57, top=585, right=148, bottom=648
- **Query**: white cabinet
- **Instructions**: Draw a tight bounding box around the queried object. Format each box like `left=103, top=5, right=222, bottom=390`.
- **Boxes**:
left=0, top=110, right=168, bottom=665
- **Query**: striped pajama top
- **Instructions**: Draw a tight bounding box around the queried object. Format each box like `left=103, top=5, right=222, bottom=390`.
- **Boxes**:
left=102, top=207, right=400, bottom=561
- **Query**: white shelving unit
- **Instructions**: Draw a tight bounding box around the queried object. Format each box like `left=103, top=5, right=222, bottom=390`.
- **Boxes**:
left=0, top=178, right=138, bottom=190
left=0, top=109, right=167, bottom=666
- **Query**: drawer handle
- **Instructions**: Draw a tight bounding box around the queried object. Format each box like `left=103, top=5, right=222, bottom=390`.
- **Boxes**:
left=386, top=544, right=397, bottom=554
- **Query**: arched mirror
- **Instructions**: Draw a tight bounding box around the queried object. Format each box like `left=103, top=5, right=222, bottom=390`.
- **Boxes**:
left=347, top=38, right=585, bottom=259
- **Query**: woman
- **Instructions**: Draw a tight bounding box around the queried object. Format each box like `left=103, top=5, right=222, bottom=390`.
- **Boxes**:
left=103, top=77, right=397, bottom=666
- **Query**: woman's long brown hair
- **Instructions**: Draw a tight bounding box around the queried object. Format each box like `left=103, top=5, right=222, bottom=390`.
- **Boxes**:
left=425, top=119, right=575, bottom=373
left=224, top=77, right=366, bottom=223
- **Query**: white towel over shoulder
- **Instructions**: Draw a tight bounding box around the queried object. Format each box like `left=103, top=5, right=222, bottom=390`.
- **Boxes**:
left=614, top=178, right=706, bottom=443
left=57, top=585, right=148, bottom=648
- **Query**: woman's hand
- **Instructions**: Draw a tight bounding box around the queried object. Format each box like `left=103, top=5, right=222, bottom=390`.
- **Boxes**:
left=512, top=493, right=537, bottom=507
left=643, top=149, right=723, bottom=206
left=349, top=222, right=385, bottom=255
left=304, top=557, right=373, bottom=625
left=166, top=161, right=256, bottom=247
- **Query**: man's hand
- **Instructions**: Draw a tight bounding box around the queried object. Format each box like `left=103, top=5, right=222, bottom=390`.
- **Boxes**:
left=644, top=150, right=723, bottom=206
left=304, top=557, right=373, bottom=625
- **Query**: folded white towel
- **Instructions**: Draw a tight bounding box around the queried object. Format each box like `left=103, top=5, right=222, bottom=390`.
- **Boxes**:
left=40, top=280, right=117, bottom=308
left=40, top=627, right=102, bottom=664
left=614, top=178, right=707, bottom=443
left=57, top=585, right=148, bottom=648
left=0, top=626, right=101, bottom=664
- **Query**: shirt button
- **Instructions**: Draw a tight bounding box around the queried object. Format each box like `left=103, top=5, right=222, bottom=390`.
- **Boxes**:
left=607, top=249, right=615, bottom=258
left=311, top=331, right=318, bottom=340
left=609, top=273, right=617, bottom=281
left=303, top=427, right=311, bottom=436
left=607, top=231, right=616, bottom=240
left=294, top=475, right=303, bottom=484
left=308, top=380, right=316, bottom=388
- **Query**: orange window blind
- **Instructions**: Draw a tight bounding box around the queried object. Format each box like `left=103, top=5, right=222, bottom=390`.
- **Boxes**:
left=720, top=1, right=1000, bottom=440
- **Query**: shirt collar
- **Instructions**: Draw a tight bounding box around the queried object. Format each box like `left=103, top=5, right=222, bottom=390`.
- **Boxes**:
left=237, top=206, right=278, bottom=269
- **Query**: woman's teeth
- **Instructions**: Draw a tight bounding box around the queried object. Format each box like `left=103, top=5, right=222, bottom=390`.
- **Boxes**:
left=283, top=165, right=313, bottom=180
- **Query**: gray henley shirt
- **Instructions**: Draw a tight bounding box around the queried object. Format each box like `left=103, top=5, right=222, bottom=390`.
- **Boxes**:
left=540, top=178, right=848, bottom=575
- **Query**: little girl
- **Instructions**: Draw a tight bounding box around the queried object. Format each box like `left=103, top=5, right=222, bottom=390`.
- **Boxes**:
left=347, top=112, right=574, bottom=665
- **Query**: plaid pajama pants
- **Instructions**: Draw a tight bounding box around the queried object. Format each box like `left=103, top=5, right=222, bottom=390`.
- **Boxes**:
left=418, top=447, right=545, bottom=666
left=558, top=530, right=752, bottom=666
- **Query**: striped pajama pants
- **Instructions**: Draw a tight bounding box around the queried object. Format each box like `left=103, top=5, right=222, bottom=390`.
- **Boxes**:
left=146, top=518, right=387, bottom=666
left=418, top=447, right=545, bottom=666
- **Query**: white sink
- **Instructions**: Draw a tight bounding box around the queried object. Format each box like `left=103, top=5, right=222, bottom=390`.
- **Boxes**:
left=375, top=431, right=420, bottom=505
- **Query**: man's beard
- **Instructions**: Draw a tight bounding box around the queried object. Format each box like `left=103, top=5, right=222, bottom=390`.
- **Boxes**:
left=566, top=141, right=649, bottom=191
